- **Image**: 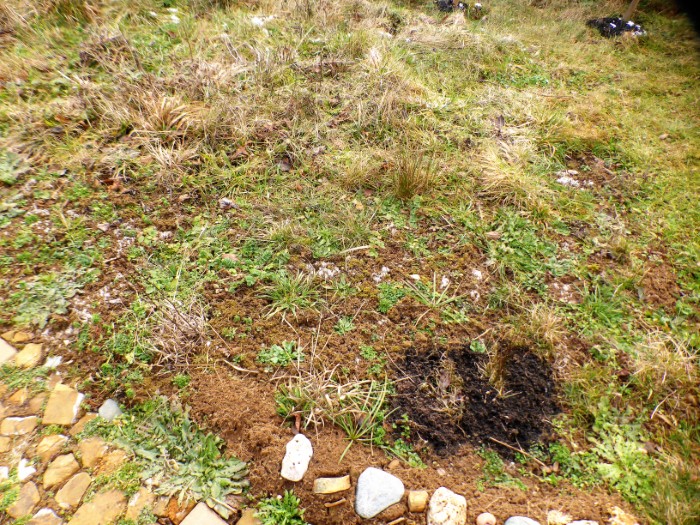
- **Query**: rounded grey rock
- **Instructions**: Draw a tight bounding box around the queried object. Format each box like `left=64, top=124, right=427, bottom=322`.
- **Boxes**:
left=98, top=399, right=123, bottom=422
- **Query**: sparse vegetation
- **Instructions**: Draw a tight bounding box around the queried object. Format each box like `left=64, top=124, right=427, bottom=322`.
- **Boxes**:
left=0, top=0, right=698, bottom=521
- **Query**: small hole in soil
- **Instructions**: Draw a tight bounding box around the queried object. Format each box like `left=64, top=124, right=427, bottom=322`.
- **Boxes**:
left=392, top=344, right=560, bottom=458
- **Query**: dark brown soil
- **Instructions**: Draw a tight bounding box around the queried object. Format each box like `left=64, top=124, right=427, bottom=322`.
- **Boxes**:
left=393, top=345, right=560, bottom=458
left=640, top=259, right=681, bottom=311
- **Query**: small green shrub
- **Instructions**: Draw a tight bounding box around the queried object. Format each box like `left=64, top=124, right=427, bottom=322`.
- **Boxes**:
left=257, top=341, right=303, bottom=369
left=257, top=491, right=308, bottom=525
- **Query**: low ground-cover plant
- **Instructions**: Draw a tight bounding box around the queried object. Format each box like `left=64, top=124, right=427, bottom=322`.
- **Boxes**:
left=257, top=491, right=308, bottom=525
left=83, top=397, right=248, bottom=519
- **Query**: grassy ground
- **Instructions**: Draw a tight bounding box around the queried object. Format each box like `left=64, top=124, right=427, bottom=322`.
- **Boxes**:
left=0, top=0, right=698, bottom=522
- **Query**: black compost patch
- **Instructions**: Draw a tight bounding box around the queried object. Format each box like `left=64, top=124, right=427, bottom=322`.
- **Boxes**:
left=393, top=345, right=560, bottom=458
left=587, top=17, right=645, bottom=38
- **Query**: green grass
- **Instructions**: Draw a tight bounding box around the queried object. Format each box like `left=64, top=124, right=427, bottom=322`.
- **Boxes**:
left=0, top=0, right=698, bottom=521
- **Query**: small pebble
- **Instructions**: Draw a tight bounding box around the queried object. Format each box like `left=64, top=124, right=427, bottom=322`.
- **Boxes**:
left=477, top=512, right=497, bottom=525
left=98, top=399, right=123, bottom=422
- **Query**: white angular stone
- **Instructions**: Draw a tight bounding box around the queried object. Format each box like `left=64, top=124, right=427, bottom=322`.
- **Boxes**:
left=427, top=487, right=467, bottom=525
left=280, top=434, right=313, bottom=482
left=98, top=399, right=122, bottom=421
left=181, top=502, right=228, bottom=525
left=18, top=458, right=37, bottom=480
left=568, top=522, right=599, bottom=525
left=44, top=356, right=62, bottom=369
left=28, top=508, right=64, bottom=525
left=505, top=518, right=542, bottom=525
left=0, top=466, right=8, bottom=480
left=354, top=467, right=404, bottom=519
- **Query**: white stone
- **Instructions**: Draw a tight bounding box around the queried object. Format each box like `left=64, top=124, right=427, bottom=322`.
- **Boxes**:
left=354, top=467, right=404, bottom=519
left=568, top=522, right=599, bottom=525
left=427, top=487, right=467, bottom=525
left=0, top=466, right=8, bottom=480
left=280, top=434, right=313, bottom=482
left=505, top=518, right=542, bottom=525
left=98, top=399, right=122, bottom=421
left=0, top=338, right=17, bottom=364
left=44, top=356, right=62, bottom=369
left=18, top=458, right=37, bottom=481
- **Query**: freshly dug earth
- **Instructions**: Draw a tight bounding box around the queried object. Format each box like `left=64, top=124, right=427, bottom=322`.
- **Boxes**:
left=190, top=369, right=631, bottom=525
left=394, top=345, right=560, bottom=457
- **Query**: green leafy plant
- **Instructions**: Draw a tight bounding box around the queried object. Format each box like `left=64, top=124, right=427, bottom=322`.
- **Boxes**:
left=477, top=448, right=527, bottom=491
left=0, top=151, right=27, bottom=186
left=257, top=341, right=303, bottom=369
left=334, top=316, right=355, bottom=335
left=83, top=397, right=248, bottom=518
left=377, top=282, right=406, bottom=313
left=257, top=491, right=308, bottom=525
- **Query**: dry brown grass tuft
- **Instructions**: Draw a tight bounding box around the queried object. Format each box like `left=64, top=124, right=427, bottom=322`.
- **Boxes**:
left=392, top=148, right=436, bottom=201
left=149, top=298, right=209, bottom=371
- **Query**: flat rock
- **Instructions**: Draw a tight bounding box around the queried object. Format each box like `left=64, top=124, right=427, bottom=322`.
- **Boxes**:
left=68, top=490, right=126, bottom=525
left=427, top=487, right=467, bottom=525
left=29, top=393, right=48, bottom=413
left=8, top=481, right=41, bottom=518
left=1, top=415, right=38, bottom=435
left=0, top=436, right=10, bottom=452
left=125, top=487, right=156, bottom=520
left=355, top=467, right=404, bottom=519
left=313, top=475, right=351, bottom=494
left=280, top=434, right=313, bottom=482
left=505, top=518, right=542, bottom=525
left=0, top=338, right=18, bottom=364
left=8, top=387, right=29, bottom=405
left=97, top=448, right=128, bottom=475
left=237, top=508, right=262, bottom=525
left=70, top=413, right=97, bottom=436
left=16, top=343, right=43, bottom=368
left=78, top=436, right=108, bottom=468
left=43, top=384, right=83, bottom=426
left=181, top=502, right=228, bottom=525
left=0, top=466, right=8, bottom=480
left=13, top=331, right=33, bottom=344
left=37, top=434, right=68, bottom=462
left=28, top=508, right=64, bottom=525
left=56, top=472, right=92, bottom=509
left=98, top=399, right=122, bottom=422
left=408, top=490, right=429, bottom=512
left=44, top=453, right=80, bottom=489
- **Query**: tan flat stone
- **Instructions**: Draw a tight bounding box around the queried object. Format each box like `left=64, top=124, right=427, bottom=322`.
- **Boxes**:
left=408, top=490, right=429, bottom=512
left=77, top=436, right=108, bottom=468
left=68, top=489, right=126, bottom=525
left=16, top=343, right=43, bottom=368
left=1, top=330, right=15, bottom=342
left=8, top=387, right=29, bottom=406
left=166, top=497, right=196, bottom=524
left=125, top=487, right=156, bottom=520
left=36, top=434, right=68, bottom=462
left=43, top=384, right=83, bottom=426
left=153, top=496, right=170, bottom=516
left=69, top=413, right=97, bottom=436
left=7, top=481, right=41, bottom=518
left=237, top=508, right=262, bottom=525
left=13, top=331, right=33, bottom=344
left=0, top=401, right=5, bottom=419
left=97, top=448, right=128, bottom=475
left=0, top=435, right=11, bottom=452
left=0, top=338, right=18, bottom=364
left=1, top=416, right=38, bottom=435
left=56, top=472, right=92, bottom=509
left=181, top=502, right=228, bottom=525
left=29, top=393, right=48, bottom=413
left=313, top=475, right=351, bottom=494
left=28, top=508, right=64, bottom=525
left=44, top=453, right=80, bottom=489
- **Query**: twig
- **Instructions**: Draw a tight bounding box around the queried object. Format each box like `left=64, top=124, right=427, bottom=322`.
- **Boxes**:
left=324, top=498, right=346, bottom=508
left=338, top=245, right=370, bottom=255
left=221, top=359, right=259, bottom=375
left=487, top=437, right=547, bottom=467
